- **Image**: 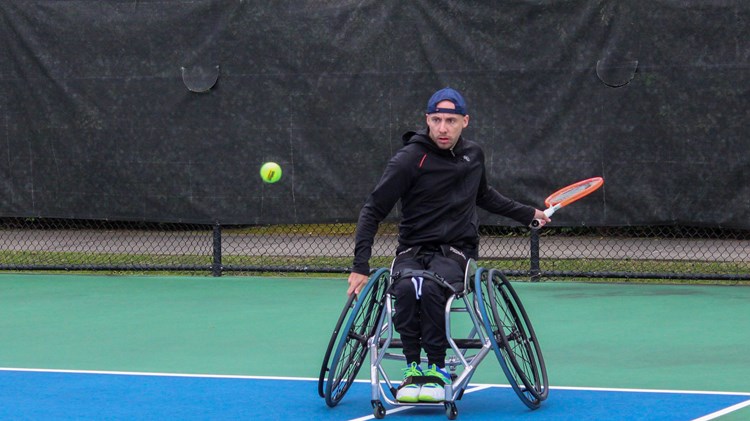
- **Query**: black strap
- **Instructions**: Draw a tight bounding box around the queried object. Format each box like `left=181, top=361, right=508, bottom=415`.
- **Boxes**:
left=390, top=268, right=458, bottom=295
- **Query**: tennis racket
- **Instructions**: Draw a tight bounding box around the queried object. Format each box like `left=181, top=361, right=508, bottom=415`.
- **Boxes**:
left=531, top=177, right=604, bottom=228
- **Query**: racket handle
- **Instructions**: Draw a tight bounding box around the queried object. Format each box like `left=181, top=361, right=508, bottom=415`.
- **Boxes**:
left=530, top=205, right=559, bottom=229
left=544, top=205, right=559, bottom=218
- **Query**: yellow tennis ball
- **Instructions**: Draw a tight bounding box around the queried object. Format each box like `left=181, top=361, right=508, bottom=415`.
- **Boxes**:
left=260, top=162, right=282, bottom=183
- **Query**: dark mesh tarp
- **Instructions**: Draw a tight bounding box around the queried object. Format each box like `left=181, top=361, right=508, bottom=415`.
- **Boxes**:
left=1, top=1, right=748, bottom=227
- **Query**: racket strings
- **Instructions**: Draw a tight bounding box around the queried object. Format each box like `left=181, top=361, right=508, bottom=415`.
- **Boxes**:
left=547, top=183, right=593, bottom=205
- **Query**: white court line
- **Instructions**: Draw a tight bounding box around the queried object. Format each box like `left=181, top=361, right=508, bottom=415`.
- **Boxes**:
left=547, top=384, right=750, bottom=397
left=347, top=404, right=412, bottom=421
left=4, top=363, right=750, bottom=421
left=2, top=367, right=749, bottom=396
left=2, top=367, right=749, bottom=397
left=3, top=368, right=750, bottom=419
left=0, top=367, right=317, bottom=382
left=691, top=399, right=750, bottom=421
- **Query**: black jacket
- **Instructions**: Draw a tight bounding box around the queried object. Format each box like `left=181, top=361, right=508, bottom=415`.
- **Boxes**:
left=352, top=129, right=536, bottom=275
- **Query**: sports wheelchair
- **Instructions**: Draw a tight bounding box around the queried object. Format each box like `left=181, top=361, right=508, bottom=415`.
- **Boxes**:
left=318, top=259, right=548, bottom=419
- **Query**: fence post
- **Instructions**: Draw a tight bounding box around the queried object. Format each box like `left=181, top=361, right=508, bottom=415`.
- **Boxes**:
left=212, top=223, right=222, bottom=277
left=529, top=228, right=541, bottom=282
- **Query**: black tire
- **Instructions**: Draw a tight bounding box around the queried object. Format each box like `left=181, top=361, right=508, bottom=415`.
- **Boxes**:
left=372, top=400, right=386, bottom=419
left=321, top=268, right=389, bottom=407
left=445, top=402, right=458, bottom=420
left=475, top=268, right=548, bottom=409
left=317, top=292, right=357, bottom=398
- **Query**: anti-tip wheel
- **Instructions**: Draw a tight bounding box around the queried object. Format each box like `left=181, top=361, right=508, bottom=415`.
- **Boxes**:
left=445, top=402, right=458, bottom=420
left=372, top=400, right=386, bottom=419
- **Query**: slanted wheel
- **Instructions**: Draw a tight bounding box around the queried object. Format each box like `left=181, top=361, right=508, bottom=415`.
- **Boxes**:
left=317, top=293, right=356, bottom=398
left=475, top=268, right=548, bottom=409
left=319, top=268, right=389, bottom=407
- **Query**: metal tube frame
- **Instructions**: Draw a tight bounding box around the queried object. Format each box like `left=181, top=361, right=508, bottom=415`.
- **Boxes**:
left=368, top=270, right=494, bottom=410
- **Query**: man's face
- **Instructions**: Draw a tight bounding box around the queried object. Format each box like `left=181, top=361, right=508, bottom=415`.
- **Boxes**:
left=426, top=100, right=470, bottom=150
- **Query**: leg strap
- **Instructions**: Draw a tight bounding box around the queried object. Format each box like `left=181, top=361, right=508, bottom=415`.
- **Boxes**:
left=390, top=269, right=459, bottom=296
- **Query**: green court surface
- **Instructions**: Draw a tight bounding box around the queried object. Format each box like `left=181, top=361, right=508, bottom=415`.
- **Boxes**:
left=1, top=274, right=749, bottom=418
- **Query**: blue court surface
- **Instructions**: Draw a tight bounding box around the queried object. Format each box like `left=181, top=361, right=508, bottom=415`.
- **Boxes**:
left=1, top=368, right=748, bottom=420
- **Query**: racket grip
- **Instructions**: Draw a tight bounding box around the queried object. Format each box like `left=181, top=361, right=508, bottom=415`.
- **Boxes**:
left=530, top=206, right=558, bottom=229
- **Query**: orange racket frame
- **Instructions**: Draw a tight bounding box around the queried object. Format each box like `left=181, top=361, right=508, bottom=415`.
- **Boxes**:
left=532, top=177, right=604, bottom=228
left=544, top=177, right=604, bottom=211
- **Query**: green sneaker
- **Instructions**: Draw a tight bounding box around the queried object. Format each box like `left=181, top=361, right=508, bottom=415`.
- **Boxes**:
left=418, top=364, right=451, bottom=402
left=396, top=362, right=422, bottom=403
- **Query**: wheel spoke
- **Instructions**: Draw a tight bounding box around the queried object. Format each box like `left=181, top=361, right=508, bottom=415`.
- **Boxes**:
left=322, top=269, right=389, bottom=407
left=476, top=268, right=549, bottom=409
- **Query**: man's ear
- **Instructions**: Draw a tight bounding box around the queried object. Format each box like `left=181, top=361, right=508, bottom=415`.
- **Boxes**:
left=463, top=115, right=470, bottom=128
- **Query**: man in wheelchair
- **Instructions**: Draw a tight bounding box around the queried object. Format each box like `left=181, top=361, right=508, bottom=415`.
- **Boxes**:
left=347, top=87, right=550, bottom=403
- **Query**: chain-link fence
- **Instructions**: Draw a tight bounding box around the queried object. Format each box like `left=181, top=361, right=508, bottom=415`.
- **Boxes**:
left=0, top=218, right=748, bottom=282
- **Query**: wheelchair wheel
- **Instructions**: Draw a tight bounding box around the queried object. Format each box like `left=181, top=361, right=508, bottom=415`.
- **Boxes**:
left=320, top=268, right=389, bottom=407
left=317, top=292, right=357, bottom=398
left=475, top=268, right=548, bottom=409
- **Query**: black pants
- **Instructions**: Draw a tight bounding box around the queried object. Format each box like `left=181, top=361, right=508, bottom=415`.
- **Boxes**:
left=391, top=246, right=465, bottom=368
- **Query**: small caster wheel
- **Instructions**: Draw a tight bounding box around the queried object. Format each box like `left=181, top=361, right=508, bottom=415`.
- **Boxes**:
left=445, top=401, right=458, bottom=420
left=372, top=400, right=386, bottom=419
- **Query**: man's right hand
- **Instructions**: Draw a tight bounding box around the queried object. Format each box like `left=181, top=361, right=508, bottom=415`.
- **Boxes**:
left=347, top=272, right=369, bottom=296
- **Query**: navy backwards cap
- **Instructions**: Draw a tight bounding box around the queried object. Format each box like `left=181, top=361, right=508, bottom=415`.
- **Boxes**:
left=426, top=87, right=467, bottom=115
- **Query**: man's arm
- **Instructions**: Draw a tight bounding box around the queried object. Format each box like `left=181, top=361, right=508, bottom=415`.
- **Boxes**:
left=349, top=149, right=416, bottom=292
left=475, top=157, right=549, bottom=226
left=477, top=184, right=537, bottom=224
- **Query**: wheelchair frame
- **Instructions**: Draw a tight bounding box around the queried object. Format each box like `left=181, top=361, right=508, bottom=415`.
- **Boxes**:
left=318, top=259, right=548, bottom=419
